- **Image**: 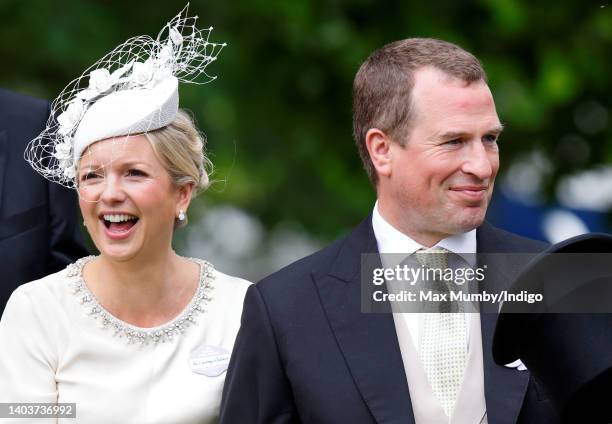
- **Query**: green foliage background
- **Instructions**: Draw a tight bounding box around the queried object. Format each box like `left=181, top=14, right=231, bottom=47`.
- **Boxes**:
left=1, top=0, right=610, bottom=243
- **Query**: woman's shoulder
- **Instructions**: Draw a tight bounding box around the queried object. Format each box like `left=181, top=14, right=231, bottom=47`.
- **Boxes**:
left=2, top=258, right=91, bottom=335
left=13, top=263, right=77, bottom=298
left=213, top=268, right=252, bottom=292
left=188, top=261, right=252, bottom=335
left=211, top=270, right=252, bottom=307
left=190, top=258, right=252, bottom=303
left=9, top=256, right=91, bottom=309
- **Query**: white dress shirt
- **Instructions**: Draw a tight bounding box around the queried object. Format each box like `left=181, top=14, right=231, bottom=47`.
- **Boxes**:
left=371, top=202, right=477, bottom=350
left=371, top=202, right=488, bottom=424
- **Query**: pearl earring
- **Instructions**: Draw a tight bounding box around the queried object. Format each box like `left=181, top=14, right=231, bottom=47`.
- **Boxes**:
left=178, top=209, right=186, bottom=221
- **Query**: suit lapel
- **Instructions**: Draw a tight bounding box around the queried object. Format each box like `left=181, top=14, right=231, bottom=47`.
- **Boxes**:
left=313, top=217, right=415, bottom=424
left=477, top=223, right=530, bottom=424
left=0, top=131, right=7, bottom=211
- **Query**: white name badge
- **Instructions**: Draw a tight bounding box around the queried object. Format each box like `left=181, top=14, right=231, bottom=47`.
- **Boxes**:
left=189, top=345, right=231, bottom=377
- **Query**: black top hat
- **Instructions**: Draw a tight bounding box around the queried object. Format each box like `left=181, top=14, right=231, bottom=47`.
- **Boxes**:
left=493, top=233, right=612, bottom=423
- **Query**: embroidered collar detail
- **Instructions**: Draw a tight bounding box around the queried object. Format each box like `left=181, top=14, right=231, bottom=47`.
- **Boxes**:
left=66, top=256, right=215, bottom=346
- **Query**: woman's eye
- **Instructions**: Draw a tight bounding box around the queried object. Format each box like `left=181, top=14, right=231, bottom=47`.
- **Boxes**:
left=81, top=172, right=100, bottom=181
left=127, top=169, right=146, bottom=177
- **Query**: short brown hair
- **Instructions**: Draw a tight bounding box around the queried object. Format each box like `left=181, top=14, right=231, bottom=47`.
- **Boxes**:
left=352, top=38, right=487, bottom=185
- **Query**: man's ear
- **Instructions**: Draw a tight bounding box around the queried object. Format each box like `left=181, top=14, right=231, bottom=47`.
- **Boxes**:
left=365, top=128, right=393, bottom=178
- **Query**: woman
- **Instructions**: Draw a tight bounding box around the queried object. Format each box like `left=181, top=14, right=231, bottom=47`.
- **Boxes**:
left=0, top=7, right=250, bottom=423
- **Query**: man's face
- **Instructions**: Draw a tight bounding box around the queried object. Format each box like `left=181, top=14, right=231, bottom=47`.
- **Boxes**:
left=381, top=67, right=502, bottom=243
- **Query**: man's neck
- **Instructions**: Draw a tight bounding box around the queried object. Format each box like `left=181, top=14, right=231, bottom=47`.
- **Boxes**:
left=376, top=199, right=450, bottom=248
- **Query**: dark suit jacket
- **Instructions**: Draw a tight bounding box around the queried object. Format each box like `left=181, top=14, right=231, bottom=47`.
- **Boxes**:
left=220, top=217, right=560, bottom=423
left=0, top=89, right=89, bottom=315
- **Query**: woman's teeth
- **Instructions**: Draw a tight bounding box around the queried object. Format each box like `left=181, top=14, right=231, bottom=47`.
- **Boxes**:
left=103, top=214, right=137, bottom=223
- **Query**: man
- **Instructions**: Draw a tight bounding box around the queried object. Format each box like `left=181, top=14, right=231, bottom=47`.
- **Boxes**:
left=220, top=39, right=558, bottom=423
left=0, top=88, right=89, bottom=315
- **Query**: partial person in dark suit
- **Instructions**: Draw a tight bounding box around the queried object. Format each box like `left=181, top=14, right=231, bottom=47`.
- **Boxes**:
left=221, top=38, right=560, bottom=423
left=0, top=88, right=89, bottom=314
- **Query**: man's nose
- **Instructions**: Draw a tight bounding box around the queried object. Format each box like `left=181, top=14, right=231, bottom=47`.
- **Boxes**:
left=461, top=141, right=495, bottom=181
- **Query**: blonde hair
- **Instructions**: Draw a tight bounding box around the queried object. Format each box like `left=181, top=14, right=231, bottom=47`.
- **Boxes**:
left=145, top=109, right=211, bottom=193
left=145, top=109, right=212, bottom=227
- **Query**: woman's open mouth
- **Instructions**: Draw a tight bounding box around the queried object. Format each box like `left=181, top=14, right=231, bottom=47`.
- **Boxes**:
left=100, top=213, right=139, bottom=239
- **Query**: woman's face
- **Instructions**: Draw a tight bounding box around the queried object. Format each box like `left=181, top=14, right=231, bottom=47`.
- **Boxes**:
left=77, top=135, right=191, bottom=261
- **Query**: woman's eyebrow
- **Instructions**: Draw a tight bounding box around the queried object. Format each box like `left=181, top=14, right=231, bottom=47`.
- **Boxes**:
left=117, top=161, right=149, bottom=168
left=78, top=164, right=104, bottom=172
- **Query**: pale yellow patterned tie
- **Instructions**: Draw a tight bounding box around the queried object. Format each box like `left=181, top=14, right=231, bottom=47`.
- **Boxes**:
left=414, top=247, right=468, bottom=418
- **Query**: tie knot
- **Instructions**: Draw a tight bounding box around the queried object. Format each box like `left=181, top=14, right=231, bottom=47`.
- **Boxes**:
left=414, top=247, right=449, bottom=271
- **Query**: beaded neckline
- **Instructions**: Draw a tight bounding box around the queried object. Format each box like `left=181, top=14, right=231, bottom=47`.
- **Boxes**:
left=66, top=256, right=215, bottom=346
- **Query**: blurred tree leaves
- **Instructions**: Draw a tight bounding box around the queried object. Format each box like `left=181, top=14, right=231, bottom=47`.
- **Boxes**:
left=1, top=0, right=609, bottom=240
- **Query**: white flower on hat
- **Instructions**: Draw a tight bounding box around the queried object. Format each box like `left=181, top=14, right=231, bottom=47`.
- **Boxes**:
left=169, top=27, right=183, bottom=46
left=131, top=60, right=156, bottom=87
left=58, top=124, right=73, bottom=137
left=78, top=61, right=134, bottom=102
left=76, top=88, right=99, bottom=102
left=63, top=164, right=76, bottom=179
left=58, top=158, right=71, bottom=169
left=53, top=141, right=72, bottom=161
left=156, top=44, right=174, bottom=67
left=88, top=68, right=115, bottom=94
left=57, top=100, right=85, bottom=133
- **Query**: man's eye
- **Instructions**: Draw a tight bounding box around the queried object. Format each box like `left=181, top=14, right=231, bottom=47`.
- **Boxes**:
left=445, top=139, right=463, bottom=146
left=484, top=134, right=499, bottom=143
left=127, top=169, right=146, bottom=177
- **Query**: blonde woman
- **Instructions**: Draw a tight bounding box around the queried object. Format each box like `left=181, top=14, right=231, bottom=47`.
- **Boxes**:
left=0, top=8, right=250, bottom=423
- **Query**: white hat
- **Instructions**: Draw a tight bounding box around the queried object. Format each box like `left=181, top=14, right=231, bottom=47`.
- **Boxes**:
left=72, top=76, right=179, bottom=163
left=26, top=5, right=225, bottom=187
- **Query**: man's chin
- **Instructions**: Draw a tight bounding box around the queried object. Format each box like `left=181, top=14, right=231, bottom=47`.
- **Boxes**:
left=449, top=209, right=487, bottom=233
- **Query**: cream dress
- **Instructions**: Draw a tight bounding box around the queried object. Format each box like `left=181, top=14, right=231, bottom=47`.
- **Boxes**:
left=0, top=256, right=251, bottom=423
